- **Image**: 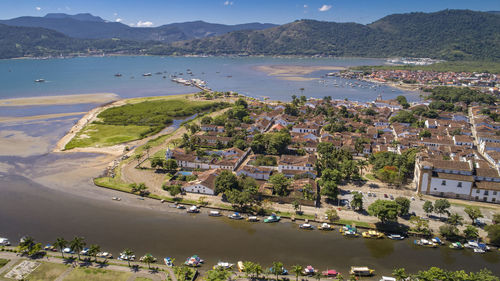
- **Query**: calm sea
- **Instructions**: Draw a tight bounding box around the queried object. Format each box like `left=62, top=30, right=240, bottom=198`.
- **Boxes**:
left=0, top=56, right=418, bottom=102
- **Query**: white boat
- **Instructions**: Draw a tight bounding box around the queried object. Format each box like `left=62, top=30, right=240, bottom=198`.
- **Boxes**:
left=247, top=216, right=259, bottom=222
left=213, top=261, right=234, bottom=269
left=187, top=206, right=200, bottom=213
left=380, top=277, right=397, bottom=281
left=0, top=237, right=11, bottom=246
left=34, top=79, right=45, bottom=83
left=387, top=234, right=404, bottom=240
left=319, top=223, right=333, bottom=230
left=474, top=248, right=486, bottom=253
left=63, top=247, right=74, bottom=254
left=228, top=212, right=243, bottom=220
left=299, top=223, right=314, bottom=230
left=209, top=211, right=222, bottom=217
left=143, top=73, right=152, bottom=77
left=97, top=252, right=113, bottom=259
left=118, top=253, right=135, bottom=261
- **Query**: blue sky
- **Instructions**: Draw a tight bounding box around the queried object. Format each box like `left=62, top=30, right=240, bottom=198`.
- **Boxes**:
left=1, top=0, right=499, bottom=26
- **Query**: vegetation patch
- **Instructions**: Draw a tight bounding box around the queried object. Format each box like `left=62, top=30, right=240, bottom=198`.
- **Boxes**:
left=66, top=124, right=152, bottom=149
left=27, top=262, right=69, bottom=281
left=353, top=60, right=500, bottom=74
left=93, top=177, right=132, bottom=193
left=64, top=267, right=131, bottom=281
left=0, top=258, right=9, bottom=268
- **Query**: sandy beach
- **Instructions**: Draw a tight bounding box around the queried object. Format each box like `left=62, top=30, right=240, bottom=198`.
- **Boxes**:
left=0, top=93, right=119, bottom=107
left=255, top=65, right=346, bottom=81
left=0, top=112, right=87, bottom=123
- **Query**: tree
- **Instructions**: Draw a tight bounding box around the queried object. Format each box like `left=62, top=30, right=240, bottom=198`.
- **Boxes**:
left=439, top=224, right=458, bottom=239
left=448, top=213, right=464, bottom=226
left=419, top=130, right=432, bottom=138
left=485, top=224, right=500, bottom=246
left=206, top=268, right=232, bottom=281
left=226, top=188, right=257, bottom=210
left=409, top=216, right=431, bottom=235
left=336, top=273, right=344, bottom=281
left=131, top=183, right=148, bottom=196
left=494, top=213, right=500, bottom=224
left=325, top=208, right=339, bottom=222
left=88, top=244, right=100, bottom=262
left=144, top=144, right=151, bottom=158
left=368, top=200, right=399, bottom=223
left=214, top=170, right=239, bottom=194
left=463, top=225, right=479, bottom=240
left=151, top=158, right=166, bottom=170
left=271, top=261, right=284, bottom=281
left=235, top=98, right=248, bottom=108
left=314, top=271, right=322, bottom=281
left=165, top=159, right=178, bottom=171
left=18, top=236, right=42, bottom=257
left=423, top=201, right=434, bottom=217
left=291, top=265, right=303, bottom=281
left=292, top=200, right=301, bottom=213
left=269, top=173, right=291, bottom=196
left=53, top=237, right=67, bottom=259
left=69, top=236, right=86, bottom=261
left=392, top=268, right=408, bottom=281
left=351, top=192, right=363, bottom=211
left=141, top=253, right=156, bottom=269
left=164, top=184, right=182, bottom=198
left=464, top=206, right=483, bottom=225
left=135, top=153, right=142, bottom=166
left=395, top=197, right=411, bottom=216
left=434, top=199, right=451, bottom=218
left=122, top=249, right=134, bottom=267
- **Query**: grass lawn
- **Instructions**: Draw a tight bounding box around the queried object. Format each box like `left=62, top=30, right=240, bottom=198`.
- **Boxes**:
left=338, top=219, right=375, bottom=229
left=135, top=278, right=153, bottom=281
left=94, top=177, right=132, bottom=193
left=363, top=174, right=377, bottom=181
left=0, top=258, right=9, bottom=268
left=65, top=124, right=152, bottom=149
left=64, top=267, right=131, bottom=281
left=27, top=262, right=69, bottom=281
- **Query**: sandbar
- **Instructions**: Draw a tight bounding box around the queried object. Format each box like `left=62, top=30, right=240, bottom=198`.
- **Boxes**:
left=0, top=93, right=119, bottom=107
left=0, top=112, right=87, bottom=123
left=255, top=65, right=346, bottom=79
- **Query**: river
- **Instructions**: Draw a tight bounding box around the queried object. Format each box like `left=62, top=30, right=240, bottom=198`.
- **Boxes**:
left=0, top=174, right=498, bottom=278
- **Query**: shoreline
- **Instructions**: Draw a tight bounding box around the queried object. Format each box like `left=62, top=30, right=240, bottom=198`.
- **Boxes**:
left=0, top=93, right=119, bottom=107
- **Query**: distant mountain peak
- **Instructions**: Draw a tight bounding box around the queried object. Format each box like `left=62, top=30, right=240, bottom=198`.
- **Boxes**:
left=44, top=13, right=105, bottom=23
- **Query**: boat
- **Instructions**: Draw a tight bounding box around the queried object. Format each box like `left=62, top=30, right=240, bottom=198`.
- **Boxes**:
left=474, top=248, right=486, bottom=254
left=44, top=244, right=56, bottom=251
left=213, top=261, right=234, bottom=270
left=112, top=197, right=121, bottom=201
left=237, top=261, right=245, bottom=272
left=270, top=266, right=288, bottom=275
left=431, top=237, right=443, bottom=245
left=0, top=238, right=11, bottom=246
left=380, top=277, right=397, bottom=281
left=209, top=211, right=222, bottom=217
left=187, top=206, right=200, bottom=213
left=343, top=229, right=359, bottom=237
left=80, top=248, right=90, bottom=256
left=322, top=269, right=338, bottom=277
left=302, top=265, right=317, bottom=276
left=387, top=234, right=404, bottom=240
left=362, top=230, right=384, bottom=239
left=176, top=204, right=186, bottom=209
left=63, top=247, right=74, bottom=254
left=350, top=266, right=375, bottom=276
left=318, top=223, right=334, bottom=231
left=185, top=255, right=204, bottom=267
left=449, top=242, right=464, bottom=249
left=247, top=216, right=260, bottom=222
left=118, top=252, right=135, bottom=261
left=264, top=214, right=280, bottom=223
left=465, top=241, right=490, bottom=251
left=164, top=257, right=174, bottom=267
left=114, top=73, right=122, bottom=77
left=97, top=252, right=113, bottom=259
left=228, top=212, right=243, bottom=220
left=299, top=223, right=314, bottom=230
left=414, top=239, right=437, bottom=248
left=34, top=79, right=45, bottom=83
left=143, top=73, right=152, bottom=77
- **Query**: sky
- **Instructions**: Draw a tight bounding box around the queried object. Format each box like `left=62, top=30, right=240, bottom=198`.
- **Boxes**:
left=0, top=0, right=499, bottom=26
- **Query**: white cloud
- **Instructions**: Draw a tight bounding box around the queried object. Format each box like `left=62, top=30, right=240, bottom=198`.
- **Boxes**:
left=318, top=4, right=332, bottom=12
left=35, top=7, right=41, bottom=11
left=224, top=1, right=233, bottom=6
left=113, top=12, right=118, bottom=16
left=137, top=20, right=154, bottom=27
left=303, top=4, right=308, bottom=8
left=115, top=18, right=122, bottom=23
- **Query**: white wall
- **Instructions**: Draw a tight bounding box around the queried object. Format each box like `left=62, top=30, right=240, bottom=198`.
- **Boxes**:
left=184, top=184, right=215, bottom=195
left=428, top=177, right=472, bottom=197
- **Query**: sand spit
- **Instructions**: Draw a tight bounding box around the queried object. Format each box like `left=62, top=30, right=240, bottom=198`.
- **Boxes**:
left=0, top=93, right=119, bottom=107
left=0, top=112, right=87, bottom=123
left=255, top=65, right=346, bottom=80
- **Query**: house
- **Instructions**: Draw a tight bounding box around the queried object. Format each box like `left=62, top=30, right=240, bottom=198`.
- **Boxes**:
left=453, top=135, right=474, bottom=148
left=200, top=124, right=225, bottom=133
left=291, top=123, right=320, bottom=134
left=278, top=154, right=316, bottom=178
left=237, top=166, right=273, bottom=180
left=182, top=170, right=219, bottom=195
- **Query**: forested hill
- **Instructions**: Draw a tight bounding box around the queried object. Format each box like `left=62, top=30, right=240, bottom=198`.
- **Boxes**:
left=161, top=10, right=500, bottom=61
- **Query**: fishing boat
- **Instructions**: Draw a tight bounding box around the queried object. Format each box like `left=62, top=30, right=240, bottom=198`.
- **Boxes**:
left=80, top=248, right=90, bottom=256
left=414, top=239, right=437, bottom=248
left=228, top=212, right=243, bottom=220
left=387, top=234, right=404, bottom=240
left=187, top=206, right=200, bottom=213
left=431, top=237, right=443, bottom=245
left=118, top=252, right=135, bottom=261
left=164, top=257, right=174, bottom=267
left=299, top=223, right=314, bottom=230
left=213, top=261, right=234, bottom=270
left=362, top=230, right=384, bottom=239
left=209, top=211, right=222, bottom=217
left=185, top=255, right=204, bottom=267
left=318, top=223, right=334, bottom=231
left=44, top=244, right=56, bottom=251
left=449, top=242, right=464, bottom=249
left=343, top=229, right=359, bottom=237
left=63, top=247, right=74, bottom=254
left=114, top=73, right=122, bottom=77
left=143, top=73, right=152, bottom=77
left=97, top=252, right=113, bottom=259
left=302, top=265, right=317, bottom=276
left=34, top=79, right=45, bottom=83
left=247, top=216, right=260, bottom=222
left=350, top=266, right=375, bottom=276
left=264, top=214, right=280, bottom=223
left=0, top=238, right=11, bottom=246
left=237, top=261, right=245, bottom=272
left=322, top=269, right=338, bottom=277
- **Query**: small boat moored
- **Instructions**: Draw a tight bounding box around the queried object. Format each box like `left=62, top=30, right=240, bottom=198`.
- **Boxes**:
left=237, top=261, right=245, bottom=272
left=185, top=255, right=204, bottom=267
left=97, top=252, right=113, bottom=259
left=164, top=257, right=174, bottom=267
left=362, top=230, right=384, bottom=239
left=414, top=239, right=437, bottom=248
left=228, top=212, right=244, bottom=220
left=449, top=242, right=464, bottom=249
left=322, top=269, right=338, bottom=277
left=247, top=216, right=259, bottom=222
left=213, top=261, right=234, bottom=270
left=387, top=234, right=404, bottom=240
left=143, top=73, right=152, bottom=77
left=34, top=79, right=45, bottom=83
left=299, top=223, right=314, bottom=230
left=380, top=277, right=396, bottom=281
left=318, top=223, right=334, bottom=231
left=264, top=214, right=280, bottom=223
left=350, top=266, right=375, bottom=276
left=0, top=237, right=11, bottom=246
left=187, top=206, right=200, bottom=213
left=209, top=211, right=222, bottom=217
left=118, top=252, right=135, bottom=261
left=302, top=265, right=317, bottom=276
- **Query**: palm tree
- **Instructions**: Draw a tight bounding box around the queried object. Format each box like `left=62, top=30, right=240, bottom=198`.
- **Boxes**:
left=271, top=261, right=284, bottom=281
left=88, top=244, right=100, bottom=263
left=314, top=271, right=322, bottom=281
left=357, top=160, right=368, bottom=177
left=18, top=236, right=35, bottom=255
left=53, top=237, right=67, bottom=259
left=141, top=253, right=156, bottom=269
left=135, top=154, right=142, bottom=166
left=144, top=144, right=151, bottom=159
left=69, top=237, right=86, bottom=261
left=254, top=263, right=263, bottom=279
left=291, top=265, right=303, bottom=281
left=336, top=273, right=344, bottom=281
left=122, top=249, right=134, bottom=267
left=392, top=268, right=408, bottom=281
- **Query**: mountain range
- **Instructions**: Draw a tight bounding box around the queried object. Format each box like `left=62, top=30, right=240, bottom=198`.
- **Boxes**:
left=0, top=10, right=499, bottom=61
left=0, top=13, right=277, bottom=43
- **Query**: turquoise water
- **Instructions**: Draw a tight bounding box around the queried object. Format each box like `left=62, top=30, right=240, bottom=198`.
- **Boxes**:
left=0, top=56, right=418, bottom=102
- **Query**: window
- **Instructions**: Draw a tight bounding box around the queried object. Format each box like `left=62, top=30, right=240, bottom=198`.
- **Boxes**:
left=493, top=198, right=496, bottom=202
left=475, top=196, right=479, bottom=200
left=441, top=180, right=446, bottom=186
left=494, top=191, right=498, bottom=196
left=476, top=190, right=480, bottom=194
left=457, top=182, right=462, bottom=187
left=484, top=191, right=489, bottom=196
